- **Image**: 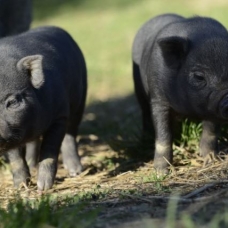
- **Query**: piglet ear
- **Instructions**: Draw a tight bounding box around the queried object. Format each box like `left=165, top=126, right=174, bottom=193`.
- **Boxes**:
left=17, top=55, right=44, bottom=89
left=158, top=36, right=189, bottom=69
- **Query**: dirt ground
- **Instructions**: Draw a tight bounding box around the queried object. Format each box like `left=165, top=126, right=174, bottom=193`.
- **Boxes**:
left=1, top=133, right=228, bottom=227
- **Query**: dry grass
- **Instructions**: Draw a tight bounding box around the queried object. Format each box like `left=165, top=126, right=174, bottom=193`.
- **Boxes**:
left=1, top=134, right=228, bottom=227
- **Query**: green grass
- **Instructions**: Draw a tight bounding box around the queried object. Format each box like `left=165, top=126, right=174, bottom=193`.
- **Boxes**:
left=0, top=195, right=99, bottom=228
left=2, top=0, right=228, bottom=227
left=2, top=194, right=228, bottom=228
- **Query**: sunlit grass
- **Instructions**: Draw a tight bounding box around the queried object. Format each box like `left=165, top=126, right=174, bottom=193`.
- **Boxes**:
left=32, top=0, right=228, bottom=103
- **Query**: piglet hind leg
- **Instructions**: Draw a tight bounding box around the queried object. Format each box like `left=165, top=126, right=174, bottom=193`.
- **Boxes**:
left=25, top=140, right=40, bottom=169
left=61, top=99, right=85, bottom=177
left=199, top=120, right=219, bottom=165
left=151, top=101, right=173, bottom=175
left=37, top=121, right=66, bottom=191
left=133, top=62, right=153, bottom=139
left=6, top=147, right=31, bottom=188
left=61, top=133, right=82, bottom=177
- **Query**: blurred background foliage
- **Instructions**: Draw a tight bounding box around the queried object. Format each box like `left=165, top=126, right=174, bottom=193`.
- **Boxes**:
left=32, top=0, right=228, bottom=104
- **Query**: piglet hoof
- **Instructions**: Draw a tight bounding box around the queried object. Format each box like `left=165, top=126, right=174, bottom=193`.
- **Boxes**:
left=37, top=158, right=57, bottom=191
left=153, top=167, right=169, bottom=178
left=63, top=160, right=83, bottom=177
left=65, top=163, right=83, bottom=177
left=153, top=159, right=170, bottom=178
left=13, top=172, right=31, bottom=189
left=68, top=166, right=83, bottom=177
left=203, top=152, right=218, bottom=167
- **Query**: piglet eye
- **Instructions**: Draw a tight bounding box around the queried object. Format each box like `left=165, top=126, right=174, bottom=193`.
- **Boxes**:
left=6, top=95, right=23, bottom=109
left=7, top=99, right=18, bottom=108
left=193, top=72, right=205, bottom=82
left=189, top=71, right=206, bottom=88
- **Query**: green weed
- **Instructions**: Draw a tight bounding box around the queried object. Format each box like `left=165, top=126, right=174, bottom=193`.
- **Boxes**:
left=0, top=196, right=98, bottom=228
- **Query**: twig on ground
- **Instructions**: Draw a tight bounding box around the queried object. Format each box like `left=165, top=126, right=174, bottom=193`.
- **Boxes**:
left=146, top=188, right=228, bottom=204
left=120, top=193, right=154, bottom=204
left=90, top=199, right=134, bottom=205
left=181, top=188, right=228, bottom=216
left=183, top=183, right=217, bottom=199
left=117, top=171, right=134, bottom=177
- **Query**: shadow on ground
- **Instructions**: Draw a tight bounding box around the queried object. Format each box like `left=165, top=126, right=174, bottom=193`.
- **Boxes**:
left=80, top=93, right=156, bottom=175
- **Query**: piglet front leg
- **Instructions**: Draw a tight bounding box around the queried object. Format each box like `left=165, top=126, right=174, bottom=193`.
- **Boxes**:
left=199, top=120, right=219, bottom=165
left=151, top=101, right=173, bottom=173
left=6, top=147, right=30, bottom=187
left=37, top=120, right=66, bottom=191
